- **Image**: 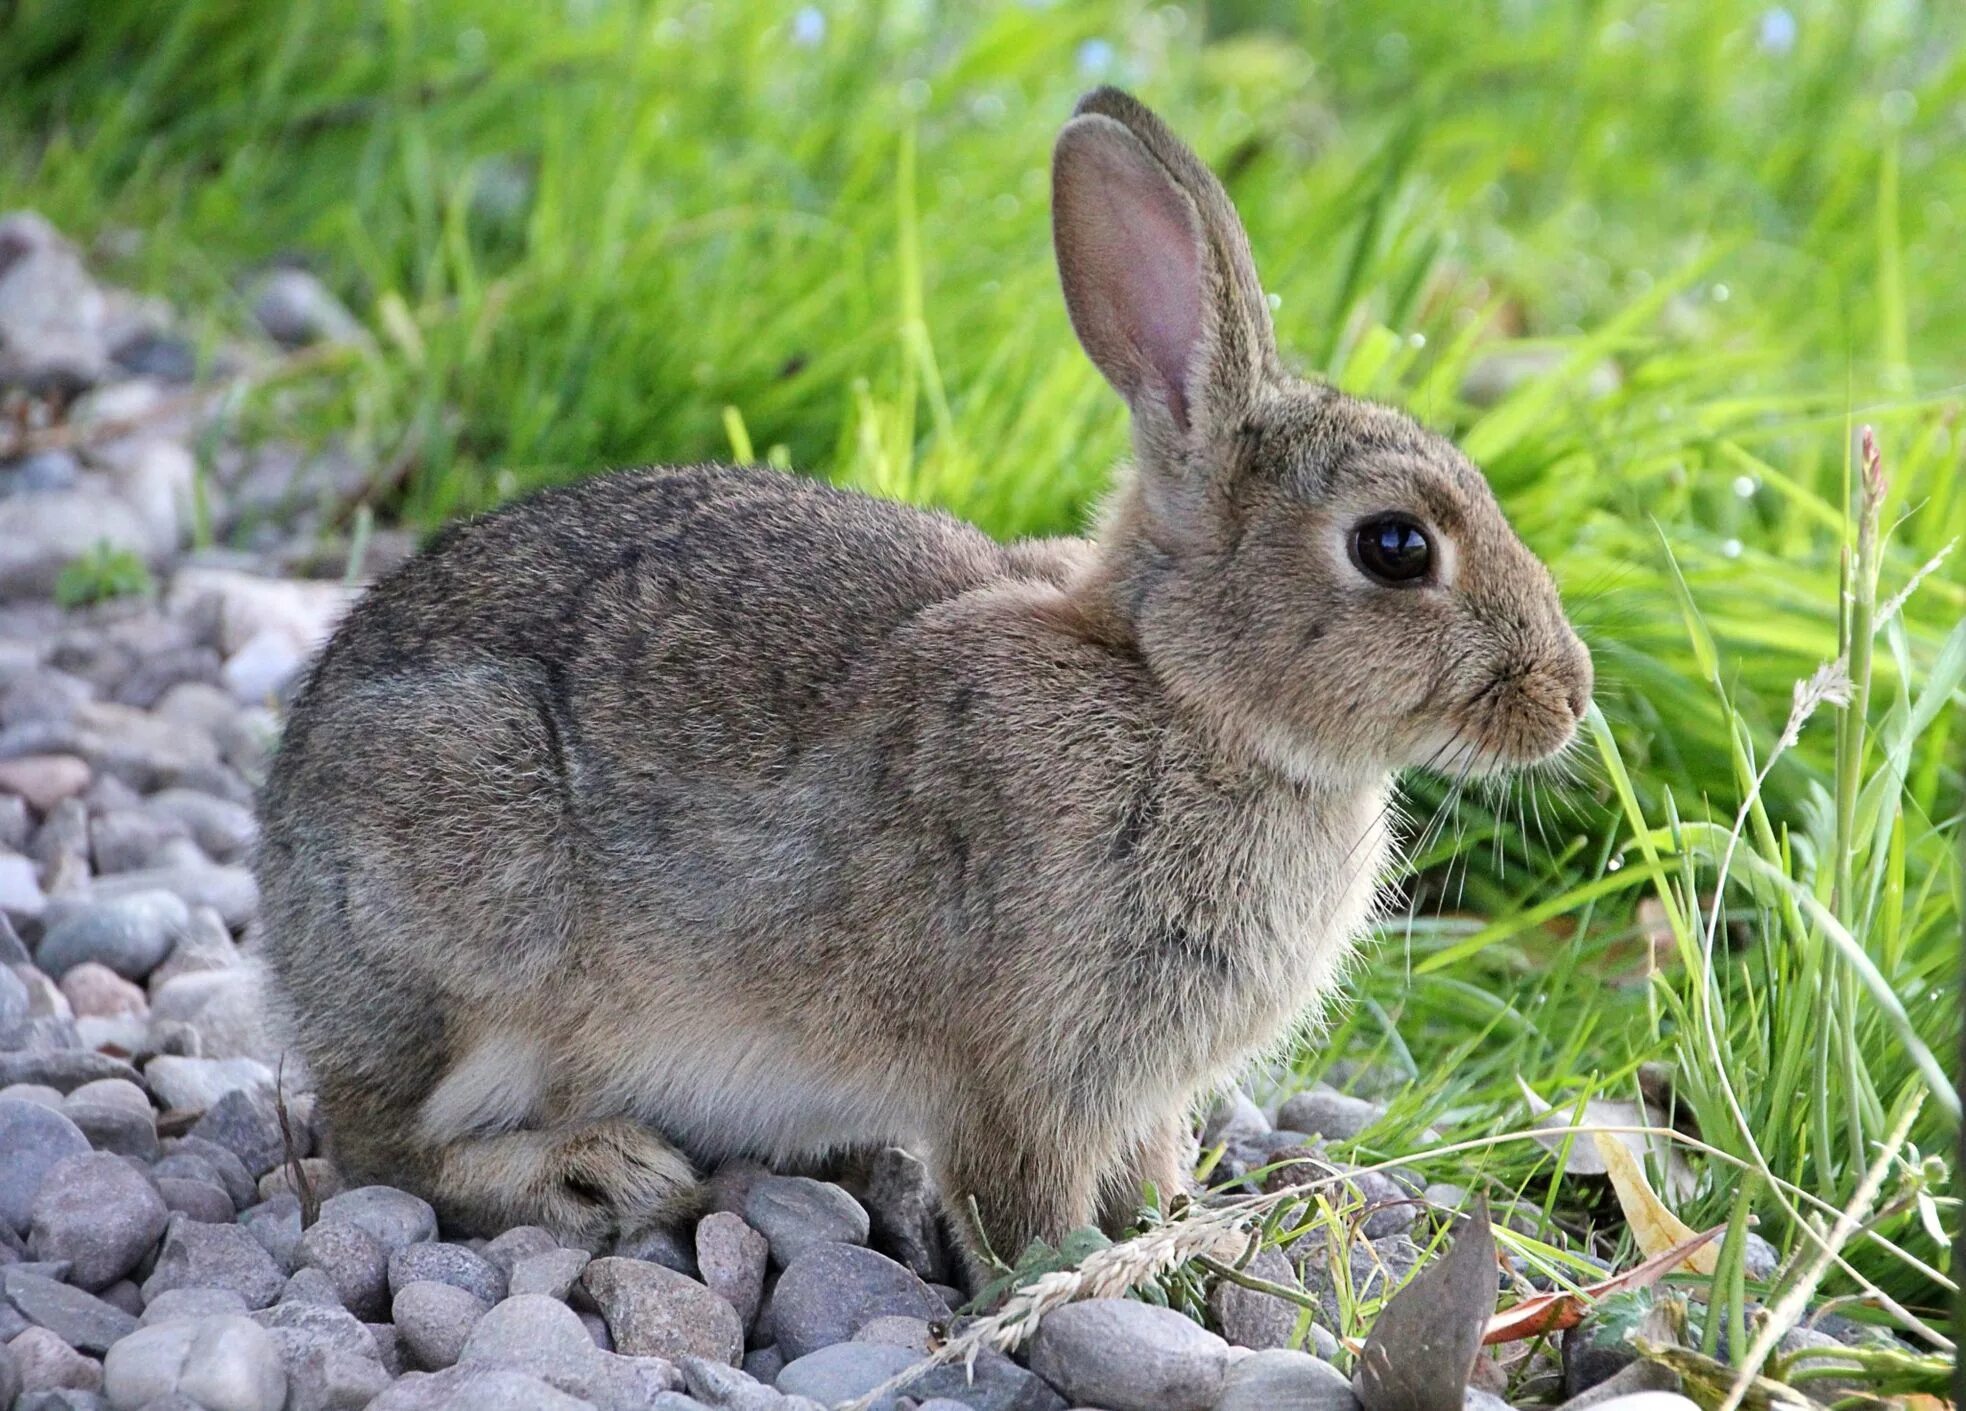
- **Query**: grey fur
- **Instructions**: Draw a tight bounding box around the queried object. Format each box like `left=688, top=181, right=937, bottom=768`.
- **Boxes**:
left=256, top=88, right=1591, bottom=1264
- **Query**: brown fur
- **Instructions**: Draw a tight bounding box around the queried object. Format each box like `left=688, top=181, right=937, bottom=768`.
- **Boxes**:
left=256, top=89, right=1591, bottom=1262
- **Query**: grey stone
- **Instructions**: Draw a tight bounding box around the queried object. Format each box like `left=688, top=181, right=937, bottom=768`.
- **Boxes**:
left=1464, top=1390, right=1513, bottom=1411
left=1297, top=1233, right=1421, bottom=1327
left=860, top=1148, right=950, bottom=1285
left=1215, top=1348, right=1356, bottom=1411
left=315, top=1185, right=436, bottom=1255
left=88, top=865, right=255, bottom=932
left=369, top=1364, right=597, bottom=1411
left=35, top=894, right=188, bottom=981
left=744, top=1176, right=870, bottom=1269
left=0, top=850, right=45, bottom=922
left=0, top=1052, right=140, bottom=1095
left=147, top=970, right=270, bottom=1065
left=509, top=1246, right=589, bottom=1301
left=101, top=1312, right=286, bottom=1411
left=579, top=1309, right=611, bottom=1352
left=280, top=1267, right=346, bottom=1307
left=1553, top=1358, right=1683, bottom=1410
left=742, top=1345, right=784, bottom=1384
left=393, top=1281, right=489, bottom=1371
left=769, top=1243, right=946, bottom=1360
left=1026, top=1299, right=1230, bottom=1411
left=157, top=1177, right=236, bottom=1224
left=481, top=1226, right=557, bottom=1275
left=60, top=1096, right=159, bottom=1163
left=581, top=1257, right=743, bottom=1365
left=693, top=1213, right=767, bottom=1331
left=18, top=1390, right=111, bottom=1411
left=389, top=1242, right=507, bottom=1305
left=1201, top=1089, right=1271, bottom=1150
left=0, top=962, right=28, bottom=1024
left=142, top=1056, right=272, bottom=1113
left=295, top=1218, right=389, bottom=1320
left=0, top=1096, right=92, bottom=1230
left=593, top=1350, right=687, bottom=1406
left=251, top=1298, right=377, bottom=1362
left=163, top=1137, right=256, bottom=1209
left=276, top=1343, right=391, bottom=1411
left=98, top=1281, right=142, bottom=1317
left=775, top=1341, right=916, bottom=1411
left=140, top=1288, right=248, bottom=1326
left=237, top=1196, right=301, bottom=1273
left=0, top=1336, right=17, bottom=1407
left=140, top=1215, right=286, bottom=1310
left=1207, top=1245, right=1313, bottom=1352
left=456, top=1294, right=600, bottom=1397
left=142, top=792, right=254, bottom=865
left=366, top=1320, right=403, bottom=1375
left=1, top=1268, right=139, bottom=1353
left=9, top=1324, right=102, bottom=1393
left=27, top=1151, right=168, bottom=1290
left=614, top=1225, right=699, bottom=1277
left=1275, top=1088, right=1387, bottom=1145
left=249, top=270, right=364, bottom=350
left=187, top=1088, right=286, bottom=1178
left=90, top=809, right=185, bottom=875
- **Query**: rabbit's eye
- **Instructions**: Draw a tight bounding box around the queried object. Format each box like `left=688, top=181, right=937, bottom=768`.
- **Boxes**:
left=1351, top=515, right=1433, bottom=585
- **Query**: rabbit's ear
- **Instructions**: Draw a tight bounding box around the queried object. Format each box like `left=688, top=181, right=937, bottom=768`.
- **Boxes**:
left=1052, top=88, right=1276, bottom=447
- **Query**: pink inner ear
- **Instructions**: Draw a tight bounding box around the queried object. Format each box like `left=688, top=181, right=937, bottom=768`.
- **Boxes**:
left=1055, top=122, right=1205, bottom=429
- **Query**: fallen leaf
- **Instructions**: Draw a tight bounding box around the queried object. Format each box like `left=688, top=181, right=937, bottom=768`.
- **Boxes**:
left=1519, top=1078, right=1698, bottom=1202
left=1357, top=1196, right=1499, bottom=1411
left=1592, top=1130, right=1719, bottom=1275
left=1481, top=1224, right=1724, bottom=1344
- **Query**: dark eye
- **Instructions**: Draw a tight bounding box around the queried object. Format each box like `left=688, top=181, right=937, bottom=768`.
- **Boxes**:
left=1352, top=515, right=1433, bottom=585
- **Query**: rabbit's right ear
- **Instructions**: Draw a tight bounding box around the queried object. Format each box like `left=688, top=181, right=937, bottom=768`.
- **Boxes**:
left=1052, top=88, right=1276, bottom=457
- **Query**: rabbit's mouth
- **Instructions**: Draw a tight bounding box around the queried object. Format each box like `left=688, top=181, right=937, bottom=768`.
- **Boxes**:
left=1408, top=669, right=1589, bottom=778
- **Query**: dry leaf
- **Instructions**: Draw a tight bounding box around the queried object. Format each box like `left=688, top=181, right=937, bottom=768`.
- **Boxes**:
left=1592, top=1130, right=1719, bottom=1275
left=1357, top=1197, right=1499, bottom=1411
left=1481, top=1224, right=1724, bottom=1344
left=1519, top=1079, right=1698, bottom=1202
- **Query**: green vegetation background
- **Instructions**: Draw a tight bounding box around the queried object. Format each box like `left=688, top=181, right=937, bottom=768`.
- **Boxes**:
left=5, top=0, right=1959, bottom=1335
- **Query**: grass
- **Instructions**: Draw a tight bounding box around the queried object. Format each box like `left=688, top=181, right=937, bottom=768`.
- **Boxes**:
left=4, top=0, right=1958, bottom=1386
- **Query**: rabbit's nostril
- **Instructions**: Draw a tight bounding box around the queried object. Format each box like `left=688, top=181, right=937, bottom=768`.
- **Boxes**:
left=1566, top=679, right=1591, bottom=722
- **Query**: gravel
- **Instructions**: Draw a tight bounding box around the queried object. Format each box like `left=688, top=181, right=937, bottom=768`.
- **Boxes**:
left=1026, top=1299, right=1231, bottom=1411
left=768, top=1242, right=947, bottom=1361
left=744, top=1176, right=871, bottom=1269
left=26, top=1153, right=168, bottom=1291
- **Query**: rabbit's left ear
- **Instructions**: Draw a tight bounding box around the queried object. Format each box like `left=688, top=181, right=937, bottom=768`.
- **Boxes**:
left=1051, top=87, right=1276, bottom=449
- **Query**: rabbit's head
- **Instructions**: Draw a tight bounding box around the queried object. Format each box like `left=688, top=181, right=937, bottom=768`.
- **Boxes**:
left=1055, top=88, right=1591, bottom=784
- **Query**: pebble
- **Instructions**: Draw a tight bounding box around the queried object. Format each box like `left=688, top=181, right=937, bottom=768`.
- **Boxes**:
left=164, top=1136, right=258, bottom=1209
left=387, top=1242, right=507, bottom=1305
left=0, top=1096, right=91, bottom=1230
left=1208, top=1245, right=1315, bottom=1352
left=0, top=1051, right=141, bottom=1093
left=1275, top=1086, right=1387, bottom=1143
left=0, top=755, right=91, bottom=813
left=35, top=891, right=188, bottom=980
left=157, top=1177, right=236, bottom=1224
left=140, top=1289, right=249, bottom=1326
left=507, top=1247, right=589, bottom=1301
left=768, top=1243, right=947, bottom=1361
left=10, top=1325, right=103, bottom=1395
left=1215, top=1348, right=1357, bottom=1411
left=26, top=1152, right=168, bottom=1290
left=1027, top=1299, right=1231, bottom=1411
left=315, top=1186, right=437, bottom=1256
left=0, top=852, right=47, bottom=921
left=188, top=1086, right=287, bottom=1177
left=692, top=1213, right=767, bottom=1331
left=142, top=1056, right=272, bottom=1112
left=149, top=969, right=270, bottom=1063
left=744, top=1175, right=870, bottom=1268
left=141, top=1216, right=286, bottom=1310
left=391, top=1282, right=488, bottom=1371
left=2, top=1269, right=139, bottom=1353
left=369, top=1364, right=595, bottom=1411
left=56, top=965, right=145, bottom=1020
left=101, top=1313, right=286, bottom=1411
left=295, top=1218, right=390, bottom=1320
left=481, top=1226, right=558, bottom=1276
left=249, top=270, right=365, bottom=349
left=89, top=863, right=257, bottom=931
left=580, top=1257, right=743, bottom=1365
left=775, top=1341, right=917, bottom=1411
left=455, top=1294, right=600, bottom=1398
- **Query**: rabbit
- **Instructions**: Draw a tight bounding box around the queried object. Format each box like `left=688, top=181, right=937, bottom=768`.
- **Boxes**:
left=255, top=87, right=1592, bottom=1265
